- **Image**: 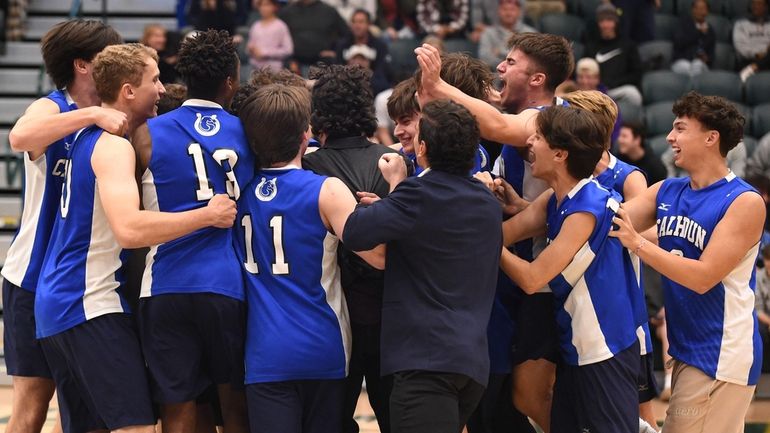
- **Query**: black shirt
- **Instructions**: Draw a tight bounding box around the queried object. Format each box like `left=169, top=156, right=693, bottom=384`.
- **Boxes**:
left=619, top=149, right=667, bottom=185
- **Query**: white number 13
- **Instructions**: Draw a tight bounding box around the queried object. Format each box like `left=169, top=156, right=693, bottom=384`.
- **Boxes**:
left=187, top=143, right=240, bottom=200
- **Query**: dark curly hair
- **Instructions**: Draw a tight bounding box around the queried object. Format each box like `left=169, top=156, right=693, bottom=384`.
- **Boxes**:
left=249, top=67, right=307, bottom=89
left=419, top=100, right=479, bottom=176
left=536, top=105, right=605, bottom=180
left=176, top=30, right=239, bottom=101
left=41, top=19, right=122, bottom=90
left=230, top=82, right=257, bottom=116
left=157, top=83, right=187, bottom=115
left=672, top=91, right=745, bottom=157
left=414, top=52, right=494, bottom=101
left=309, top=64, right=377, bottom=139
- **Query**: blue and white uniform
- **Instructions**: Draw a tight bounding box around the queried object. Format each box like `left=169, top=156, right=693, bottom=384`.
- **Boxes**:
left=36, top=125, right=128, bottom=338
left=656, top=173, right=762, bottom=386
left=140, top=100, right=254, bottom=300
left=235, top=167, right=350, bottom=383
left=2, top=90, right=72, bottom=290
left=403, top=143, right=490, bottom=176
left=594, top=153, right=653, bottom=356
left=547, top=178, right=639, bottom=365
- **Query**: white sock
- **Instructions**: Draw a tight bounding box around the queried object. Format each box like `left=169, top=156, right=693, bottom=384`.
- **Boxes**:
left=664, top=373, right=672, bottom=389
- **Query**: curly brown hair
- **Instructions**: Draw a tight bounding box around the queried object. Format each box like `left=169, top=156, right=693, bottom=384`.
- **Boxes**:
left=672, top=91, right=745, bottom=157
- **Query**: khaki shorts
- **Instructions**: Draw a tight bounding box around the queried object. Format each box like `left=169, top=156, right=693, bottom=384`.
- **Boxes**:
left=663, top=360, right=755, bottom=433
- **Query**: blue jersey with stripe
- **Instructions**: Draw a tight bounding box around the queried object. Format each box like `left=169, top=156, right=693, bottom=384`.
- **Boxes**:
left=2, top=90, right=73, bottom=291
left=656, top=174, right=762, bottom=385
left=36, top=126, right=129, bottom=338
left=234, top=167, right=350, bottom=383
left=547, top=179, right=639, bottom=366
left=594, top=153, right=653, bottom=355
left=403, top=143, right=490, bottom=176
left=140, top=101, right=254, bottom=300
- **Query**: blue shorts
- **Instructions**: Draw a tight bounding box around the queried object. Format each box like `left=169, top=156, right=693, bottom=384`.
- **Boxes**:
left=512, top=292, right=559, bottom=365
left=2, top=280, right=52, bottom=378
left=40, top=313, right=155, bottom=433
left=638, top=353, right=659, bottom=403
left=137, top=293, right=246, bottom=404
left=551, top=341, right=640, bottom=433
left=246, top=379, right=345, bottom=433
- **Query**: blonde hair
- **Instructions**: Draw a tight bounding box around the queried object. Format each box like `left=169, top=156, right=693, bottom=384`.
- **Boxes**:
left=93, top=43, right=158, bottom=103
left=561, top=90, right=618, bottom=150
left=140, top=23, right=165, bottom=46
left=576, top=57, right=600, bottom=76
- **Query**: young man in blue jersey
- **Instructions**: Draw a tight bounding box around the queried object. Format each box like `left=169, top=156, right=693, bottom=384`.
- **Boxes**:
left=3, top=19, right=122, bottom=433
left=344, top=100, right=502, bottom=433
left=612, top=92, right=764, bottom=433
left=130, top=29, right=252, bottom=433
left=416, top=34, right=574, bottom=433
left=498, top=105, right=641, bottom=433
left=234, top=83, right=384, bottom=433
left=35, top=43, right=237, bottom=433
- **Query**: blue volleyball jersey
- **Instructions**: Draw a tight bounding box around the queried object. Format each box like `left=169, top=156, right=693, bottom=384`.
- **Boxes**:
left=234, top=167, right=351, bottom=383
left=402, top=143, right=490, bottom=176
left=594, top=153, right=652, bottom=355
left=140, top=100, right=254, bottom=300
left=656, top=174, right=762, bottom=385
left=2, top=90, right=73, bottom=291
left=35, top=125, right=129, bottom=338
left=547, top=179, right=639, bottom=366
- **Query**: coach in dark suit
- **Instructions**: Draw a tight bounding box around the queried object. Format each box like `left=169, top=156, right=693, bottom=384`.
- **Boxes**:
left=344, top=100, right=502, bottom=433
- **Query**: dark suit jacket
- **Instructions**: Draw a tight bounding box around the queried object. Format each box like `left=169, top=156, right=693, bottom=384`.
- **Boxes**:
left=344, top=169, right=502, bottom=386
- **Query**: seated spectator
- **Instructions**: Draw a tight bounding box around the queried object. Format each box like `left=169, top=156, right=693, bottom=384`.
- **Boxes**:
left=189, top=0, right=247, bottom=43
left=672, top=0, right=715, bottom=77
left=323, top=0, right=377, bottom=23
left=478, top=0, right=537, bottom=69
left=523, top=0, right=564, bottom=21
left=734, top=0, right=770, bottom=69
left=279, top=0, right=350, bottom=75
left=756, top=244, right=770, bottom=372
left=247, top=0, right=293, bottom=72
left=612, top=0, right=655, bottom=44
left=376, top=0, right=419, bottom=40
left=416, top=0, right=469, bottom=39
left=336, top=9, right=391, bottom=95
left=140, top=23, right=181, bottom=84
left=616, top=122, right=667, bottom=185
left=584, top=3, right=643, bottom=106
left=574, top=57, right=622, bottom=144
left=746, top=132, right=770, bottom=179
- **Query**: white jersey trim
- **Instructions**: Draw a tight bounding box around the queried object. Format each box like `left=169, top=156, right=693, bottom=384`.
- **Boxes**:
left=716, top=241, right=760, bottom=385
left=140, top=168, right=161, bottom=298
left=83, top=181, right=125, bottom=320
left=320, top=231, right=351, bottom=376
left=1, top=153, right=47, bottom=287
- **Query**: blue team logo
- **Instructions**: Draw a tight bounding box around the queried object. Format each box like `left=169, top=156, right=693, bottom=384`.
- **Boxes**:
left=194, top=113, right=221, bottom=137
left=255, top=177, right=278, bottom=202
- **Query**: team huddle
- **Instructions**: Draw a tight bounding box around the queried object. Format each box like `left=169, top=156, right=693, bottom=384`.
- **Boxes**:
left=1, top=16, right=764, bottom=433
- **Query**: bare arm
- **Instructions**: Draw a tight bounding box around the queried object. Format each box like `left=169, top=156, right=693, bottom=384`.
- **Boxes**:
left=619, top=181, right=662, bottom=234
left=611, top=191, right=766, bottom=294
left=92, top=133, right=236, bottom=249
left=415, top=43, right=536, bottom=146
left=502, top=189, right=551, bottom=246
left=320, top=177, right=385, bottom=269
left=10, top=98, right=127, bottom=160
left=501, top=212, right=596, bottom=293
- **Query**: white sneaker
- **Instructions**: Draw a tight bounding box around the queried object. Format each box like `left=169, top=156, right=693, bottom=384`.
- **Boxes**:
left=639, top=418, right=658, bottom=433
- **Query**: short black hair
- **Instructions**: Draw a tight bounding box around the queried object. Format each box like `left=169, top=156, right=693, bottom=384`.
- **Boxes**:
left=672, top=91, right=744, bottom=157
left=536, top=105, right=605, bottom=180
left=309, top=64, right=377, bottom=139
left=41, top=19, right=123, bottom=89
left=351, top=8, right=371, bottom=22
left=176, top=30, right=239, bottom=101
left=419, top=100, right=479, bottom=176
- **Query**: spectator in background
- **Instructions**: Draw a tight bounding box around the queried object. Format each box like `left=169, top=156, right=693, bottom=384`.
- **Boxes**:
left=376, top=0, right=418, bottom=40
left=416, top=0, right=469, bottom=39
left=755, top=244, right=770, bottom=372
left=746, top=132, right=770, bottom=179
left=336, top=9, right=391, bottom=95
left=280, top=0, right=350, bottom=75
left=584, top=3, right=643, bottom=106
left=734, top=0, right=770, bottom=69
left=478, top=0, right=537, bottom=69
left=247, top=0, right=293, bottom=71
left=612, top=0, right=655, bottom=44
left=574, top=57, right=622, bottom=145
left=672, top=0, right=715, bottom=77
left=523, top=0, right=564, bottom=21
left=616, top=122, right=667, bottom=185
left=141, top=23, right=181, bottom=84
left=324, top=0, right=377, bottom=23
left=189, top=0, right=248, bottom=43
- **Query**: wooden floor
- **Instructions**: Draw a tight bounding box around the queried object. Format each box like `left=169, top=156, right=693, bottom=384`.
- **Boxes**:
left=0, top=386, right=768, bottom=432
